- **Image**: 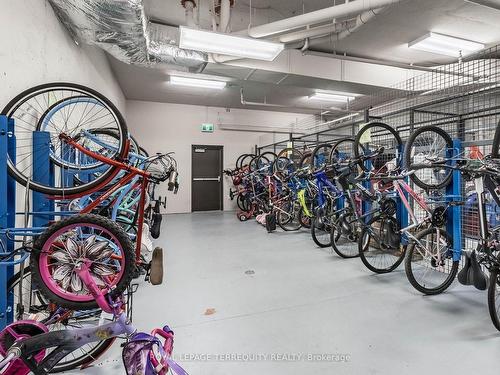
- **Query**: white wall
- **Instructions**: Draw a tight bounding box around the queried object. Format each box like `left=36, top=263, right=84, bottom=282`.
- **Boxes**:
left=0, top=0, right=126, bottom=228
left=0, top=0, right=125, bottom=112
left=126, top=100, right=308, bottom=213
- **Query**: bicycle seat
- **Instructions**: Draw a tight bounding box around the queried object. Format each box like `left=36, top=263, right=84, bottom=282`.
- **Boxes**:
left=457, top=251, right=489, bottom=290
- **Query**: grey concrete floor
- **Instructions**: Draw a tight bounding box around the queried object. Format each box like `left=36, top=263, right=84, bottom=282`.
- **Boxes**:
left=69, top=211, right=500, bottom=374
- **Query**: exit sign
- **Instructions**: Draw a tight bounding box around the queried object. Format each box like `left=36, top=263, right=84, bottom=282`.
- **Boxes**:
left=201, top=123, right=214, bottom=132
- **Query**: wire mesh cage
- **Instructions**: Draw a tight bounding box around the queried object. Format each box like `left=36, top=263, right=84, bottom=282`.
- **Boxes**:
left=363, top=45, right=500, bottom=253
left=260, top=45, right=500, bottom=257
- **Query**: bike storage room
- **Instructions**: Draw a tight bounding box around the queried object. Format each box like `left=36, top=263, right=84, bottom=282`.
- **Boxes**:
left=2, top=0, right=500, bottom=374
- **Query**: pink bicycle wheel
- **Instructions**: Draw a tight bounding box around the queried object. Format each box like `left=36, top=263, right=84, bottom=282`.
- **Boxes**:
left=31, top=214, right=135, bottom=310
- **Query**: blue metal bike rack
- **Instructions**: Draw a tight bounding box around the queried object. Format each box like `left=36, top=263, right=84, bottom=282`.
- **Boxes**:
left=446, top=139, right=463, bottom=262
left=0, top=116, right=16, bottom=329
left=32, top=131, right=55, bottom=228
left=397, top=146, right=409, bottom=245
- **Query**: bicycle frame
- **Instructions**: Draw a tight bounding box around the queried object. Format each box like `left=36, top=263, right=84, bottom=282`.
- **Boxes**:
left=59, top=134, right=152, bottom=262
left=0, top=263, right=186, bottom=375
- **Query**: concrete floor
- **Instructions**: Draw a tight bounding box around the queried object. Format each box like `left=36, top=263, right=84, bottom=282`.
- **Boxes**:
left=68, top=212, right=500, bottom=375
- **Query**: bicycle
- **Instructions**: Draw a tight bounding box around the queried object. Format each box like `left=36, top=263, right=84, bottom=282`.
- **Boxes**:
left=0, top=252, right=188, bottom=375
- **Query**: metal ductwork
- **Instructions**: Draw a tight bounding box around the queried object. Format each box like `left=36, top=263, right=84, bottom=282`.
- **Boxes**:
left=48, top=0, right=208, bottom=73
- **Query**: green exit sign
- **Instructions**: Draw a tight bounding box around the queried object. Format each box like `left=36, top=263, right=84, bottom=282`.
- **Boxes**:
left=201, top=123, right=214, bottom=132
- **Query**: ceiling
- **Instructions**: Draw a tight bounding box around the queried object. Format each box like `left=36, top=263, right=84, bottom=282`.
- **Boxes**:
left=145, top=0, right=500, bottom=65
left=108, top=0, right=500, bottom=116
left=109, top=56, right=392, bottom=115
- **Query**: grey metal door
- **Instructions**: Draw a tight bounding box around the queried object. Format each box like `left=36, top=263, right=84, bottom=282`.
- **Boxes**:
left=192, top=145, right=223, bottom=211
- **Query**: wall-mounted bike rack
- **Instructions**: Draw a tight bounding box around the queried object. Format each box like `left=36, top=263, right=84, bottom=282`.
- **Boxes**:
left=0, top=116, right=56, bottom=329
left=447, top=139, right=463, bottom=262
left=0, top=115, right=16, bottom=329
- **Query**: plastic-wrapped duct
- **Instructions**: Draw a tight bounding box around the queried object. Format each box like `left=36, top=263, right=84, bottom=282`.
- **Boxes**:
left=48, top=0, right=208, bottom=73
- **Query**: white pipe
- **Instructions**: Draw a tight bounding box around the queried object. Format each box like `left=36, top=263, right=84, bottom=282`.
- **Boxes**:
left=336, top=8, right=380, bottom=39
left=247, top=0, right=403, bottom=38
left=184, top=0, right=197, bottom=28
left=279, top=21, right=352, bottom=43
left=306, top=8, right=383, bottom=48
left=210, top=0, right=218, bottom=31
left=220, top=0, right=231, bottom=32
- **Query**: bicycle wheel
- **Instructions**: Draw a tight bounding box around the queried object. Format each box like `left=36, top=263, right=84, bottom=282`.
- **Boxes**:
left=404, top=125, right=454, bottom=190
left=311, top=215, right=333, bottom=248
left=7, top=268, right=116, bottom=372
left=256, top=152, right=277, bottom=175
left=330, top=212, right=360, bottom=258
left=1, top=83, right=128, bottom=196
left=354, top=122, right=402, bottom=173
left=236, top=153, right=251, bottom=169
left=30, top=214, right=135, bottom=310
left=358, top=215, right=405, bottom=273
left=299, top=209, right=311, bottom=229
left=298, top=152, right=312, bottom=169
left=405, top=227, right=457, bottom=294
left=310, top=143, right=332, bottom=172
left=276, top=199, right=302, bottom=231
left=488, top=255, right=500, bottom=331
left=274, top=148, right=303, bottom=177
left=491, top=120, right=500, bottom=158
left=329, top=138, right=356, bottom=164
left=277, top=148, right=303, bottom=163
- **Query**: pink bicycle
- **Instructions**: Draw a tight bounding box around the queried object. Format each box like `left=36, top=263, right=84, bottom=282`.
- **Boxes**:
left=0, top=256, right=188, bottom=375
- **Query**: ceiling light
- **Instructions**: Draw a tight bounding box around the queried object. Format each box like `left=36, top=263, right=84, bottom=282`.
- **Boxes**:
left=169, top=75, right=226, bottom=90
left=179, top=27, right=284, bottom=61
left=309, top=92, right=356, bottom=102
left=464, top=0, right=500, bottom=11
left=408, top=32, right=484, bottom=57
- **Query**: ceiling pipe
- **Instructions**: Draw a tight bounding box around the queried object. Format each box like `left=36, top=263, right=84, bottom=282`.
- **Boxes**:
left=246, top=0, right=404, bottom=38
left=337, top=8, right=380, bottom=39
left=218, top=124, right=307, bottom=135
left=210, top=0, right=218, bottom=30
left=278, top=21, right=352, bottom=43
left=220, top=0, right=231, bottom=32
left=305, top=8, right=382, bottom=48
left=240, top=88, right=356, bottom=113
left=183, top=0, right=197, bottom=28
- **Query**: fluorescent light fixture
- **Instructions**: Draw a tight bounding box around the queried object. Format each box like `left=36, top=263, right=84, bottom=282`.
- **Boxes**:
left=179, top=26, right=284, bottom=61
left=408, top=32, right=484, bottom=57
left=169, top=75, right=226, bottom=90
left=465, top=0, right=500, bottom=11
left=309, top=91, right=356, bottom=103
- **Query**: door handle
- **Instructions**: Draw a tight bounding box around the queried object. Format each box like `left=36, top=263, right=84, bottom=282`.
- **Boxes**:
left=193, top=177, right=221, bottom=182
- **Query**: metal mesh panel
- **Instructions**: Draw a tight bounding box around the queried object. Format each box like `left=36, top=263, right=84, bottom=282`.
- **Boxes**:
left=364, top=45, right=500, bottom=253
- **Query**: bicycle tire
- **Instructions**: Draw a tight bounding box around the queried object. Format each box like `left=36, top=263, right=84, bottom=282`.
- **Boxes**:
left=488, top=258, right=500, bottom=331
left=404, top=125, right=453, bottom=190
left=358, top=215, right=405, bottom=273
left=1, top=82, right=128, bottom=196
left=354, top=122, right=403, bottom=172
left=298, top=152, right=312, bottom=169
left=330, top=212, right=360, bottom=258
left=310, top=143, right=333, bottom=173
left=329, top=138, right=356, bottom=164
left=256, top=152, right=277, bottom=175
left=404, top=227, right=457, bottom=295
left=311, top=216, right=332, bottom=247
left=7, top=268, right=115, bottom=373
left=491, top=120, right=500, bottom=158
left=276, top=199, right=302, bottom=231
left=236, top=154, right=250, bottom=169
left=299, top=209, right=311, bottom=229
left=30, top=214, right=135, bottom=311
